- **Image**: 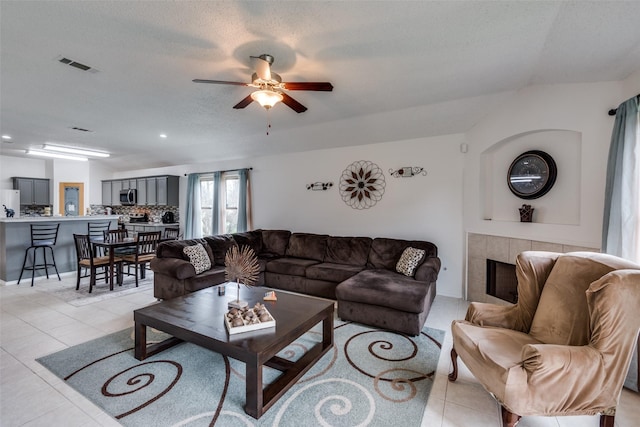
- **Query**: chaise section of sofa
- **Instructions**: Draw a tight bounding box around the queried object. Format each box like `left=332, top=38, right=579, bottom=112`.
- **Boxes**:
left=336, top=238, right=441, bottom=335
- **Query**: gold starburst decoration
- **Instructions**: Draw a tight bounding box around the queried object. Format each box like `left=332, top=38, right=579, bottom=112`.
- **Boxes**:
left=225, top=245, right=260, bottom=287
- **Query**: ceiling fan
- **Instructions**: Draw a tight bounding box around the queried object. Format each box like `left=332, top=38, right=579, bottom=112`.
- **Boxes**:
left=193, top=54, right=333, bottom=113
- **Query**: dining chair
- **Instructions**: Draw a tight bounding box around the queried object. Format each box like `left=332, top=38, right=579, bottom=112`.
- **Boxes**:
left=73, top=234, right=110, bottom=293
left=88, top=221, right=111, bottom=256
left=163, top=227, right=180, bottom=240
left=121, top=231, right=161, bottom=287
left=103, top=229, right=137, bottom=255
left=18, top=223, right=61, bottom=286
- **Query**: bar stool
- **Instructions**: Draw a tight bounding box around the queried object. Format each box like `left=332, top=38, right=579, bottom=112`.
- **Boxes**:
left=18, top=223, right=61, bottom=286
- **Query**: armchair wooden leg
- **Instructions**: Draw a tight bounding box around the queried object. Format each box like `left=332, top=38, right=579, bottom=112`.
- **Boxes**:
left=448, top=348, right=459, bottom=381
left=501, top=406, right=521, bottom=427
left=599, top=415, right=614, bottom=427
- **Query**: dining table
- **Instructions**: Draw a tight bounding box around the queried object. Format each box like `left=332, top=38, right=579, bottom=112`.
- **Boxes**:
left=91, top=235, right=169, bottom=290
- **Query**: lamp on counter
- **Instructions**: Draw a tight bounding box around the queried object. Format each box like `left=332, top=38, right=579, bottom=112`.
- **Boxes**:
left=251, top=89, right=283, bottom=110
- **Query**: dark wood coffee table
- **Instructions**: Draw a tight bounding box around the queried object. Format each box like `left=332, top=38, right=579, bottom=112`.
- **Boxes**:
left=133, top=284, right=334, bottom=419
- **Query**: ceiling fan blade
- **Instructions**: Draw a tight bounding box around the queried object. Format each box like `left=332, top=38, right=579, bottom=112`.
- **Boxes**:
left=281, top=93, right=308, bottom=113
left=233, top=95, right=254, bottom=109
left=251, top=57, right=271, bottom=81
left=193, top=79, right=249, bottom=86
left=282, top=82, right=333, bottom=91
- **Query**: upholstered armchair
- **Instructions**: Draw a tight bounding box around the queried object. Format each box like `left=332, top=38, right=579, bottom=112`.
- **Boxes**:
left=449, top=251, right=640, bottom=427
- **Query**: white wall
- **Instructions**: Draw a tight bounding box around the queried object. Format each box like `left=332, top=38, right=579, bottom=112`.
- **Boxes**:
left=0, top=155, right=49, bottom=189
left=464, top=80, right=626, bottom=248
left=115, top=134, right=466, bottom=298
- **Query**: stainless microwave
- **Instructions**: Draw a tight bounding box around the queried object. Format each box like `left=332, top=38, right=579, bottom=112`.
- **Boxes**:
left=119, top=189, right=137, bottom=205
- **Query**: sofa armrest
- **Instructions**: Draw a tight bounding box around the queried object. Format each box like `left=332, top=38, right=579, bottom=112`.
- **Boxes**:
left=150, top=257, right=196, bottom=280
left=522, top=343, right=602, bottom=374
left=414, top=256, right=441, bottom=282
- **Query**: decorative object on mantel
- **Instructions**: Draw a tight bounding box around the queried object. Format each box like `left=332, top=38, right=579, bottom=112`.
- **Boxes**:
left=507, top=150, right=557, bottom=200
left=339, top=160, right=386, bottom=209
left=389, top=167, right=427, bottom=178
left=306, top=182, right=333, bottom=191
left=519, top=204, right=534, bottom=222
left=224, top=245, right=260, bottom=309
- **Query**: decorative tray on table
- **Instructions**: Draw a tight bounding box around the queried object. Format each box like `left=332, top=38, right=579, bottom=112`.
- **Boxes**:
left=224, top=302, right=275, bottom=335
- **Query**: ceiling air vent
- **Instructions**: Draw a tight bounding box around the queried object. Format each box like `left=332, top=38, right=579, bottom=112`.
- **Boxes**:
left=56, top=56, right=99, bottom=73
left=70, top=126, right=93, bottom=132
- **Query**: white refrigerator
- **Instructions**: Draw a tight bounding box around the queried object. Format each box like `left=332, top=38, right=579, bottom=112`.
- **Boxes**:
left=1, top=190, right=20, bottom=218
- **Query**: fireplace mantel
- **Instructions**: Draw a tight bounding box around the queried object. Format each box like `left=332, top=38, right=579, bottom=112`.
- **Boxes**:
left=466, top=233, right=599, bottom=304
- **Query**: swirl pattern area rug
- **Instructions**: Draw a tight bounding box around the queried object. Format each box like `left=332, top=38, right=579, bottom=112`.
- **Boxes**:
left=37, top=321, right=444, bottom=426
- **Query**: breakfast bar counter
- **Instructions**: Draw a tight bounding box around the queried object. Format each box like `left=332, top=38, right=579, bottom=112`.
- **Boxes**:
left=0, top=215, right=120, bottom=283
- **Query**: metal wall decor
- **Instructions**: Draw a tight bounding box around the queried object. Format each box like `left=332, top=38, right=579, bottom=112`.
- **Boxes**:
left=306, top=182, right=333, bottom=191
left=389, top=167, right=427, bottom=178
left=339, top=160, right=386, bottom=209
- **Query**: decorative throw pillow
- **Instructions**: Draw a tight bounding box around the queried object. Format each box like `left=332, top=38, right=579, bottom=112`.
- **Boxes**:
left=396, top=247, right=426, bottom=277
left=183, top=243, right=212, bottom=274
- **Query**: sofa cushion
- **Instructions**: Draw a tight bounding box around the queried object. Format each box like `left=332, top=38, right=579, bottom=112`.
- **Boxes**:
left=367, top=238, right=437, bottom=270
left=396, top=247, right=426, bottom=277
left=336, top=269, right=431, bottom=313
left=156, top=238, right=209, bottom=261
left=233, top=230, right=263, bottom=255
left=266, top=257, right=320, bottom=276
left=305, top=262, right=365, bottom=282
left=203, top=234, right=237, bottom=266
left=183, top=266, right=226, bottom=292
left=529, top=254, right=620, bottom=346
left=260, top=230, right=291, bottom=256
left=183, top=243, right=212, bottom=274
left=286, top=233, right=329, bottom=262
left=324, top=236, right=372, bottom=266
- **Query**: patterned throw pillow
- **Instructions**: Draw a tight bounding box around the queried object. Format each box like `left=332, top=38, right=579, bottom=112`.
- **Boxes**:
left=183, top=243, right=212, bottom=274
left=396, top=247, right=426, bottom=277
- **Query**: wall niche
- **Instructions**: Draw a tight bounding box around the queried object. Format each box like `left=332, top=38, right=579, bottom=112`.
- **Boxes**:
left=480, top=129, right=581, bottom=225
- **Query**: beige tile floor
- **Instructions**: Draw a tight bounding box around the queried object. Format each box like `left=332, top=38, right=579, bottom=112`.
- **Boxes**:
left=1, top=274, right=639, bottom=426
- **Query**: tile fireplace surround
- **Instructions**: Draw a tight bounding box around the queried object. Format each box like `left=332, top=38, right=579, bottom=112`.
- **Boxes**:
left=466, top=233, right=599, bottom=304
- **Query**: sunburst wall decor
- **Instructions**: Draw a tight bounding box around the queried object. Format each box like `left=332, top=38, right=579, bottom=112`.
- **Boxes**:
left=339, top=160, right=386, bottom=209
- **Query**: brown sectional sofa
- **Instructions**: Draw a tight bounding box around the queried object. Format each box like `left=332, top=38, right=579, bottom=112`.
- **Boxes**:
left=150, top=229, right=441, bottom=335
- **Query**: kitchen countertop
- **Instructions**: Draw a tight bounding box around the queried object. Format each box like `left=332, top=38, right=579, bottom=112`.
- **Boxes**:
left=0, top=215, right=120, bottom=223
left=120, top=222, right=178, bottom=227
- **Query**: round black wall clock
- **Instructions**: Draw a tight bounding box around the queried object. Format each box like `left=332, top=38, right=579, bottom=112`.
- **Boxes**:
left=507, top=150, right=557, bottom=199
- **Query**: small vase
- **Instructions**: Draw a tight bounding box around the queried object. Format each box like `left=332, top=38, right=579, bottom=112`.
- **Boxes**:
left=519, top=204, right=534, bottom=223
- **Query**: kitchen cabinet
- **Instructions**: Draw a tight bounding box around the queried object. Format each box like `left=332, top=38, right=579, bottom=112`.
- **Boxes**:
left=102, top=181, right=112, bottom=205
left=111, top=180, right=122, bottom=206
left=101, top=175, right=179, bottom=207
left=136, top=178, right=147, bottom=205
left=146, top=178, right=157, bottom=205
left=12, top=177, right=50, bottom=205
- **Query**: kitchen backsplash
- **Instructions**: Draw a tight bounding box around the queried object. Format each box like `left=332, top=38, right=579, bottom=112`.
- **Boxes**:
left=89, top=204, right=179, bottom=222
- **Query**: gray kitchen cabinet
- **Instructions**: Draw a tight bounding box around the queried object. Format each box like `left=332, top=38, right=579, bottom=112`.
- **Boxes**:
left=136, top=178, right=147, bottom=205
left=156, top=176, right=168, bottom=205
left=13, top=177, right=50, bottom=205
left=102, top=181, right=112, bottom=205
left=111, top=180, right=122, bottom=206
left=101, top=175, right=179, bottom=207
left=146, top=178, right=157, bottom=205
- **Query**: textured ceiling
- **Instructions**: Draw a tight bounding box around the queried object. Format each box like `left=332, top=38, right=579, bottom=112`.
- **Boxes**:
left=1, top=1, right=639, bottom=171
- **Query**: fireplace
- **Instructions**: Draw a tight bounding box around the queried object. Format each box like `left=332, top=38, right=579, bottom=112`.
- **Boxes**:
left=486, top=259, right=518, bottom=304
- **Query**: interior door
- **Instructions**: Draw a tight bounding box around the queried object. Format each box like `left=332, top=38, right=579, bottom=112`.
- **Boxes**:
left=59, top=182, right=85, bottom=216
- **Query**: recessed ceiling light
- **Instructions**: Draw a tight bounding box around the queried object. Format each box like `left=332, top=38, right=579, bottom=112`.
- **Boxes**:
left=26, top=149, right=88, bottom=161
left=159, top=134, right=167, bottom=138
left=42, top=144, right=110, bottom=158
left=1, top=135, right=11, bottom=140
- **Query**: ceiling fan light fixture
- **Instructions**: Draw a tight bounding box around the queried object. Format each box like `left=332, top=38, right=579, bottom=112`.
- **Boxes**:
left=251, top=90, right=283, bottom=110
